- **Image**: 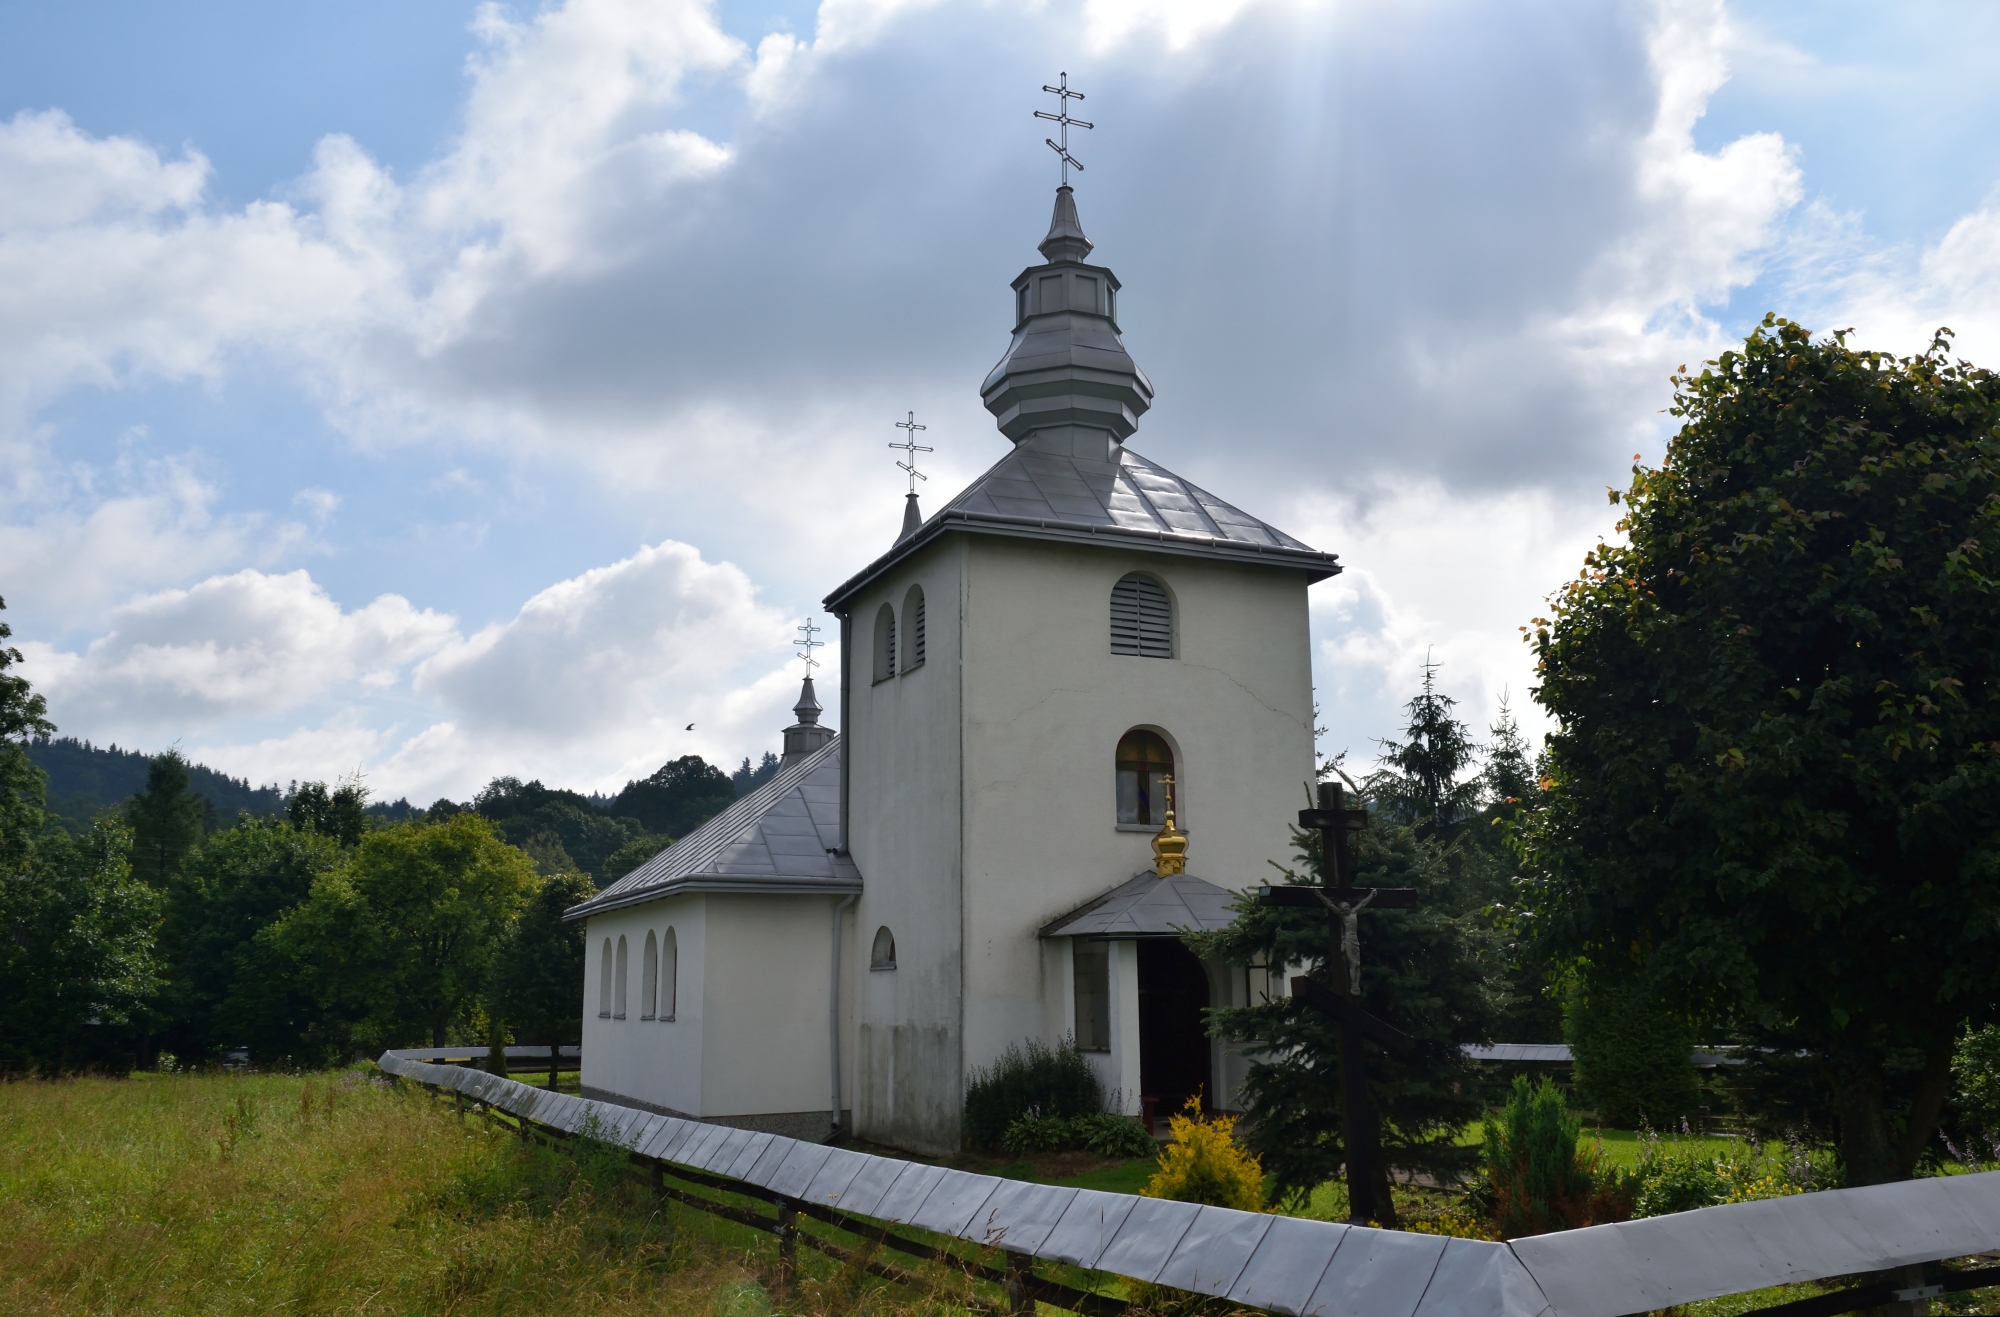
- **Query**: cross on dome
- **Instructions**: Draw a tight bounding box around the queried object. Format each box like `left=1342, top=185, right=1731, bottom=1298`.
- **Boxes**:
left=1035, top=72, right=1092, bottom=186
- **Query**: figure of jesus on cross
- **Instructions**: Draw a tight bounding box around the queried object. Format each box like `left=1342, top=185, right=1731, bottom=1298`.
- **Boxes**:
left=1259, top=780, right=1418, bottom=1225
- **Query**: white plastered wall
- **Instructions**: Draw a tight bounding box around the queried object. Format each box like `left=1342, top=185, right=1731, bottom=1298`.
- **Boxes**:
left=957, top=538, right=1317, bottom=1086
left=844, top=538, right=967, bottom=1154
left=580, top=895, right=705, bottom=1115
left=581, top=892, right=850, bottom=1121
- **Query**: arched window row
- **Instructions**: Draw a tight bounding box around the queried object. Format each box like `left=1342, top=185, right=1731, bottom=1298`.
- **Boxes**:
left=596, top=925, right=679, bottom=1023
left=1110, top=573, right=1173, bottom=658
left=872, top=585, right=929, bottom=683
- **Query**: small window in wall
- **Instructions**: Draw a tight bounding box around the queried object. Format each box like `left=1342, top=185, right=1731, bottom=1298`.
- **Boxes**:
left=1110, top=574, right=1173, bottom=658
left=613, top=935, right=628, bottom=1019
left=871, top=926, right=897, bottom=970
left=661, top=927, right=677, bottom=1021
left=598, top=938, right=613, bottom=1018
left=1073, top=940, right=1110, bottom=1051
left=872, top=603, right=897, bottom=683
left=641, top=930, right=658, bottom=1020
left=1116, top=729, right=1175, bottom=827
left=902, top=585, right=926, bottom=671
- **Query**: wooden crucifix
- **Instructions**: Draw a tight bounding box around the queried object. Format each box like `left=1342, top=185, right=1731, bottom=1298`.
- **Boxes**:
left=1259, top=780, right=1418, bottom=1225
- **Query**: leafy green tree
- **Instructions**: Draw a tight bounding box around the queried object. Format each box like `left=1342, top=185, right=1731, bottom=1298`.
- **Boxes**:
left=473, top=776, right=660, bottom=880
left=1519, top=318, right=2000, bottom=1184
left=0, top=599, right=160, bottom=1072
left=1193, top=805, right=1507, bottom=1212
left=275, top=814, right=538, bottom=1051
left=612, top=756, right=734, bottom=839
left=159, top=817, right=343, bottom=1060
left=488, top=869, right=595, bottom=1085
left=0, top=821, right=162, bottom=1072
left=126, top=750, right=206, bottom=886
left=600, top=835, right=663, bottom=884
left=1370, top=657, right=1482, bottom=833
left=287, top=778, right=368, bottom=846
left=1563, top=977, right=1699, bottom=1127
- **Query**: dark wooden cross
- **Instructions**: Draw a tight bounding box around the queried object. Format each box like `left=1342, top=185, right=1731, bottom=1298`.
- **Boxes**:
left=1259, top=780, right=1418, bottom=1225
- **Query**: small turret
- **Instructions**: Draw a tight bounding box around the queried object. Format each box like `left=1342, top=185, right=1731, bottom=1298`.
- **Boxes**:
left=781, top=675, right=835, bottom=764
left=980, top=186, right=1154, bottom=454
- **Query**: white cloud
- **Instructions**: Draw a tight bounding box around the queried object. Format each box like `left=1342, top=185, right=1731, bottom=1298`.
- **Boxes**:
left=21, top=569, right=456, bottom=730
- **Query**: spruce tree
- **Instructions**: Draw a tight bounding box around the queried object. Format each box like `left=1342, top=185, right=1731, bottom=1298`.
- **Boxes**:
left=127, top=750, right=206, bottom=886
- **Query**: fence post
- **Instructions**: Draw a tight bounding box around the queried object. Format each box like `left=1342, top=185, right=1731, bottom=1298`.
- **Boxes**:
left=775, top=1197, right=799, bottom=1298
left=1005, top=1250, right=1035, bottom=1315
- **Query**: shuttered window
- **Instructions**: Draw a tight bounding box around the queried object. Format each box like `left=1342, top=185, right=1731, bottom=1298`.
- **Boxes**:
left=872, top=603, right=896, bottom=682
left=903, top=585, right=926, bottom=670
left=1110, top=574, right=1173, bottom=658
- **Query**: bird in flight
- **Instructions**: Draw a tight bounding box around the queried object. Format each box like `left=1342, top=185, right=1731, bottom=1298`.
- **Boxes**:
left=685, top=723, right=696, bottom=731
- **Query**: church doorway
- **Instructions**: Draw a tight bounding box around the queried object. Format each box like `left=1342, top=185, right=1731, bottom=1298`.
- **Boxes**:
left=1138, top=939, right=1211, bottom=1122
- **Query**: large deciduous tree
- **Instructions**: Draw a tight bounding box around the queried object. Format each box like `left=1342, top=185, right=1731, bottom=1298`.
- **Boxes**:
left=276, top=814, right=538, bottom=1052
left=0, top=598, right=161, bottom=1072
left=487, top=868, right=595, bottom=1084
left=1519, top=318, right=2000, bottom=1184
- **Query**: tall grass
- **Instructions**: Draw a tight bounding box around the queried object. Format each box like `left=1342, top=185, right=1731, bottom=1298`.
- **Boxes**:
left=0, top=1069, right=967, bottom=1316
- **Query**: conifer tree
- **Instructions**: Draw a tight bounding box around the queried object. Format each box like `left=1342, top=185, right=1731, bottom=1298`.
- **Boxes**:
left=127, top=750, right=206, bottom=886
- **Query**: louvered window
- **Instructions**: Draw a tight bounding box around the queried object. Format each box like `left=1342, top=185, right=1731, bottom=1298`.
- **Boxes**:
left=1110, top=574, right=1173, bottom=657
left=872, top=603, right=896, bottom=682
left=903, top=585, right=926, bottom=670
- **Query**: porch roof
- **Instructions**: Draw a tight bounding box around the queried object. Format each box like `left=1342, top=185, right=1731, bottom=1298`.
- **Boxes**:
left=1037, top=869, right=1242, bottom=940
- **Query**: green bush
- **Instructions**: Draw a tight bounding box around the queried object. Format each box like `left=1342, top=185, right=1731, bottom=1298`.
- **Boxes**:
left=1565, top=978, right=1699, bottom=1128
left=1954, top=1025, right=2000, bottom=1141
left=962, top=1036, right=1101, bottom=1151
left=999, top=1110, right=1156, bottom=1159
left=1482, top=1075, right=1606, bottom=1236
left=1630, top=1152, right=1726, bottom=1217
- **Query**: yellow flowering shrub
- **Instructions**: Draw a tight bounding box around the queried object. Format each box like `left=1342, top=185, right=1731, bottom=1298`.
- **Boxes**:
left=1722, top=1172, right=1804, bottom=1205
left=1141, top=1096, right=1266, bottom=1212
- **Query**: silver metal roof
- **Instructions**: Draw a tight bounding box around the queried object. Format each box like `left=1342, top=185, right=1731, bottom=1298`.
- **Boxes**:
left=1039, top=869, right=1241, bottom=939
left=826, top=443, right=1339, bottom=609
left=564, top=736, right=858, bottom=921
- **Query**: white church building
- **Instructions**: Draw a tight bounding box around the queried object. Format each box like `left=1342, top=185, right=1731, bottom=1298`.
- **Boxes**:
left=566, top=184, right=1340, bottom=1155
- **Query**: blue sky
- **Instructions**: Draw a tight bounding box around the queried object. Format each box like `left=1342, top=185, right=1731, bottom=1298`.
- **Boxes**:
left=2, top=0, right=1998, bottom=804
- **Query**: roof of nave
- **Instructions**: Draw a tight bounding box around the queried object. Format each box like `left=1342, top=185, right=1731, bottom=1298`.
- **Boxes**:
left=1037, top=867, right=1241, bottom=940
left=564, top=736, right=858, bottom=922
left=824, top=443, right=1340, bottom=610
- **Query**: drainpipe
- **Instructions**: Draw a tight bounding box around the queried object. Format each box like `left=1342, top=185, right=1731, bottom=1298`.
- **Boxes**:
left=828, top=892, right=857, bottom=1140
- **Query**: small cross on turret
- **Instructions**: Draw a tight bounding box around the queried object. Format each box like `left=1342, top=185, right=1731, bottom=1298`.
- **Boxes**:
left=1035, top=72, right=1093, bottom=186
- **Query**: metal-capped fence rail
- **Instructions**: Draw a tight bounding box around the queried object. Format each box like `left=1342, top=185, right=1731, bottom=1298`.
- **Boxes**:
left=378, top=1052, right=2000, bottom=1317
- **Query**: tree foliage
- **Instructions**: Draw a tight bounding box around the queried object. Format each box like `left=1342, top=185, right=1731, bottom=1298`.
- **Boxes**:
left=1193, top=808, right=1507, bottom=1209
left=1370, top=657, right=1483, bottom=832
left=126, top=750, right=207, bottom=886
left=1518, top=318, right=2000, bottom=1184
left=159, top=818, right=344, bottom=1061
left=1563, top=977, right=1698, bottom=1128
left=610, top=756, right=735, bottom=840
left=287, top=778, right=368, bottom=847
left=474, top=776, right=665, bottom=882
left=0, top=598, right=161, bottom=1071
left=488, top=868, right=595, bottom=1054
left=275, top=815, right=539, bottom=1052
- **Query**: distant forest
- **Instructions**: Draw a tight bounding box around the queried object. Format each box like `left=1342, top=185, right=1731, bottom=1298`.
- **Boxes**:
left=26, top=738, right=790, bottom=887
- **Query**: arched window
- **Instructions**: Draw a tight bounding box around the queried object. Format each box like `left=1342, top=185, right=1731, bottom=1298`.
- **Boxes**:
left=661, top=927, right=678, bottom=1021
left=872, top=603, right=897, bottom=683
left=1110, top=573, right=1173, bottom=658
left=902, top=585, right=926, bottom=671
left=598, top=938, right=613, bottom=1018
left=614, top=935, right=629, bottom=1019
left=641, top=930, right=658, bottom=1020
left=871, top=926, right=897, bottom=970
left=1116, top=729, right=1175, bottom=826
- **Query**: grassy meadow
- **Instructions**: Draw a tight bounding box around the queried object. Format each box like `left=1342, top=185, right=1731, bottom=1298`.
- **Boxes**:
left=0, top=1068, right=983, bottom=1317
